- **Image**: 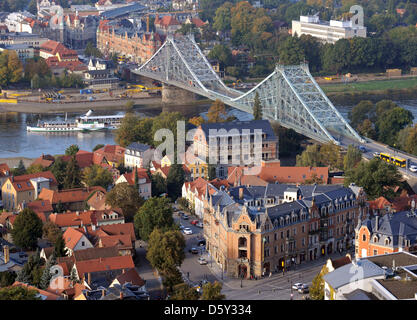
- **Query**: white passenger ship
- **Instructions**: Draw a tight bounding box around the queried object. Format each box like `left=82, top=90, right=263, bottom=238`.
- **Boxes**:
left=27, top=110, right=125, bottom=132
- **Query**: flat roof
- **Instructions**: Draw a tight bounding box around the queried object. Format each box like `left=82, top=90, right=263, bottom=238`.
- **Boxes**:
left=366, top=252, right=417, bottom=269
left=375, top=269, right=417, bottom=299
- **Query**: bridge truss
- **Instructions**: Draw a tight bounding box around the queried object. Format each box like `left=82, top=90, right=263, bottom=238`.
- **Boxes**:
left=134, top=34, right=363, bottom=144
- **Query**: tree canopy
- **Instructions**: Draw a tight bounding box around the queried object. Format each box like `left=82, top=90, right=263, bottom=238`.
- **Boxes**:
left=11, top=208, right=43, bottom=250
left=82, top=164, right=113, bottom=189
left=105, top=182, right=144, bottom=222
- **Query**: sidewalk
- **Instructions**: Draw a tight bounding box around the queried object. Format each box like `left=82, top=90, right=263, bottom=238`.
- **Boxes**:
left=203, top=248, right=355, bottom=290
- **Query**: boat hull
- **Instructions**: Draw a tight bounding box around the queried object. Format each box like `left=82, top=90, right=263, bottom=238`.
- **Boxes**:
left=27, top=126, right=82, bottom=132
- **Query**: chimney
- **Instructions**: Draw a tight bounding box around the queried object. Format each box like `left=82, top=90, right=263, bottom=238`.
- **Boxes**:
left=375, top=215, right=379, bottom=231
left=119, top=291, right=124, bottom=300
left=101, top=289, right=106, bottom=298
left=239, top=187, right=244, bottom=200
left=87, top=272, right=91, bottom=285
left=122, top=269, right=125, bottom=274
left=3, top=245, right=9, bottom=264
left=76, top=211, right=80, bottom=216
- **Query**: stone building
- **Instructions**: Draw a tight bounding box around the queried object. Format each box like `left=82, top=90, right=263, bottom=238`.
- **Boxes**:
left=203, top=184, right=365, bottom=278
left=64, top=12, right=99, bottom=50
left=96, top=19, right=164, bottom=64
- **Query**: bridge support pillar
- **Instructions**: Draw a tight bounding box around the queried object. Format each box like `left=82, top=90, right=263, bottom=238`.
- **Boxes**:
left=161, top=84, right=197, bottom=105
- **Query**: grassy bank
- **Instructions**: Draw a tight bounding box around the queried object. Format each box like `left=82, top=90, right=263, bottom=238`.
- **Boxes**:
left=320, top=78, right=417, bottom=105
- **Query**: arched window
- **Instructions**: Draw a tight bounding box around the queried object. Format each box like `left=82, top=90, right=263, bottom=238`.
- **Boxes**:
left=362, top=234, right=366, bottom=242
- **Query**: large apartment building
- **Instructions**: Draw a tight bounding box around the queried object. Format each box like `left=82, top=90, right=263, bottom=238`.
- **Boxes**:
left=203, top=183, right=366, bottom=278
left=192, top=120, right=279, bottom=179
left=292, top=15, right=366, bottom=44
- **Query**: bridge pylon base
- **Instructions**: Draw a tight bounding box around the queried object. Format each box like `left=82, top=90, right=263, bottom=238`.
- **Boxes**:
left=161, top=84, right=197, bottom=105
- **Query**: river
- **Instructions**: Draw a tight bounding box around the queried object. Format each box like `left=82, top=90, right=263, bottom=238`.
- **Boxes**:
left=1, top=100, right=417, bottom=159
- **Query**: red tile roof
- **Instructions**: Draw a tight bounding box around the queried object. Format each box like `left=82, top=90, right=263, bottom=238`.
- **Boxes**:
left=155, top=15, right=180, bottom=28
left=49, top=211, right=96, bottom=228
left=114, top=268, right=145, bottom=287
left=39, top=186, right=106, bottom=205
left=0, top=163, right=10, bottom=177
left=27, top=200, right=53, bottom=214
left=63, top=227, right=86, bottom=250
left=83, top=223, right=136, bottom=242
left=121, top=168, right=150, bottom=185
left=31, top=154, right=55, bottom=168
left=368, top=196, right=392, bottom=211
left=60, top=151, right=93, bottom=168
left=191, top=17, right=205, bottom=28
left=93, top=145, right=125, bottom=165
left=75, top=255, right=135, bottom=276
left=7, top=171, right=57, bottom=192
left=99, top=234, right=132, bottom=249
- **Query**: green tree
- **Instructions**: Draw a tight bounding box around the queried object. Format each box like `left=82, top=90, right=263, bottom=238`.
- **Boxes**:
left=213, top=2, right=233, bottom=32
left=0, top=272, right=16, bottom=288
left=93, top=144, right=105, bottom=152
left=26, top=164, right=45, bottom=174
left=39, top=254, right=56, bottom=290
left=84, top=42, right=103, bottom=58
left=200, top=281, right=225, bottom=300
left=403, top=124, right=417, bottom=155
left=11, top=208, right=43, bottom=250
left=82, top=164, right=113, bottom=189
left=208, top=164, right=217, bottom=180
left=146, top=228, right=186, bottom=275
left=134, top=197, right=175, bottom=241
left=63, top=155, right=82, bottom=189
left=16, top=250, right=43, bottom=287
left=357, top=119, right=377, bottom=139
left=50, top=157, right=67, bottom=190
left=54, top=234, right=68, bottom=258
left=0, top=50, right=23, bottom=86
left=207, top=99, right=227, bottom=123
left=253, top=92, right=263, bottom=120
left=376, top=107, right=413, bottom=146
left=42, top=221, right=62, bottom=244
left=344, top=158, right=402, bottom=201
left=166, top=164, right=185, bottom=201
left=278, top=36, right=306, bottom=65
left=343, top=145, right=362, bottom=172
left=170, top=283, right=199, bottom=300
left=310, top=266, right=328, bottom=300
left=12, top=160, right=26, bottom=176
left=65, top=144, right=79, bottom=156
left=105, top=182, right=144, bottom=222
left=208, top=44, right=233, bottom=69
left=349, top=100, right=375, bottom=129
left=0, top=286, right=41, bottom=300
left=150, top=172, right=167, bottom=197
left=296, top=144, right=322, bottom=167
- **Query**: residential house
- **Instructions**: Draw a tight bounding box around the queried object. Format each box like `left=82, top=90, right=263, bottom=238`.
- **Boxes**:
left=1, top=171, right=57, bottom=212
left=355, top=209, right=417, bottom=258
left=115, top=168, right=151, bottom=199
left=61, top=150, right=94, bottom=169
left=182, top=177, right=218, bottom=218
left=93, top=144, right=125, bottom=168
left=31, top=154, right=55, bottom=169
left=20, top=200, right=53, bottom=220
left=0, top=163, right=10, bottom=189
left=154, top=14, right=181, bottom=35
left=38, top=186, right=106, bottom=212
left=124, top=142, right=153, bottom=169
left=63, top=227, right=94, bottom=256
left=87, top=189, right=110, bottom=211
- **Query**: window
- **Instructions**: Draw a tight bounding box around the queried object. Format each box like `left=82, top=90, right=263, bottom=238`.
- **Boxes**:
left=81, top=241, right=85, bottom=246
left=362, top=234, right=366, bottom=242
left=373, top=249, right=378, bottom=255
left=281, top=232, right=284, bottom=239
left=286, top=230, right=290, bottom=238
left=302, top=226, right=305, bottom=233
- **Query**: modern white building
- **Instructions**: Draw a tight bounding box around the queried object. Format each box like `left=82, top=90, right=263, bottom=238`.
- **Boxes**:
left=292, top=15, right=366, bottom=44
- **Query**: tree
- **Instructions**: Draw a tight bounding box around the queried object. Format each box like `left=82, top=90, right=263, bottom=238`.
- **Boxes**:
left=200, top=281, right=225, bottom=300
left=39, top=254, right=56, bottom=290
left=278, top=36, right=306, bottom=65
left=146, top=228, right=185, bottom=275
left=84, top=42, right=103, bottom=58
left=12, top=160, right=26, bottom=176
left=188, top=116, right=205, bottom=127
left=252, top=92, right=263, bottom=120
left=376, top=107, right=413, bottom=146
left=54, top=234, right=68, bottom=258
left=42, top=221, right=62, bottom=244
left=357, top=119, right=377, bottom=139
left=11, top=208, right=43, bottom=250
left=170, top=283, right=199, bottom=300
left=0, top=272, right=16, bottom=288
left=26, top=164, right=45, bottom=174
left=343, top=145, right=362, bottom=172
left=16, top=250, right=43, bottom=287
left=93, top=144, right=105, bottom=152
left=134, top=197, right=175, bottom=241
left=344, top=158, right=402, bottom=201
left=349, top=100, right=375, bottom=129
left=208, top=44, right=233, bottom=69
left=213, top=2, right=233, bottom=32
left=208, top=164, right=217, bottom=180
left=65, top=144, right=79, bottom=156
left=82, top=165, right=113, bottom=189
left=309, top=266, right=328, bottom=300
left=63, top=155, right=82, bottom=189
left=150, top=173, right=167, bottom=197
left=125, top=100, right=135, bottom=113
left=0, top=286, right=41, bottom=300
left=0, top=50, right=23, bottom=86
left=50, top=157, right=67, bottom=189
left=166, top=164, right=185, bottom=201
left=296, top=144, right=322, bottom=167
left=105, top=182, right=144, bottom=222
left=403, top=124, right=417, bottom=155
left=207, top=99, right=227, bottom=123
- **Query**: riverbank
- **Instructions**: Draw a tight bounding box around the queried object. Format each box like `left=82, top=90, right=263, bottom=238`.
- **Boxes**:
left=0, top=157, right=35, bottom=168
left=321, top=77, right=417, bottom=105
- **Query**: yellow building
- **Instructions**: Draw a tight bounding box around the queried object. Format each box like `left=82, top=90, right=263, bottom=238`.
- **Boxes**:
left=1, top=172, right=57, bottom=212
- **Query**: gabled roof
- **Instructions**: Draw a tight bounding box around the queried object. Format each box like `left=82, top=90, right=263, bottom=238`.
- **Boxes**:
left=73, top=246, right=119, bottom=261
left=49, top=211, right=96, bottom=228
left=99, top=234, right=132, bottom=248
left=126, top=142, right=151, bottom=152
left=75, top=255, right=135, bottom=275
left=114, top=268, right=145, bottom=287
left=63, top=227, right=87, bottom=250
left=39, top=186, right=106, bottom=205
left=7, top=171, right=57, bottom=192
left=120, top=168, right=150, bottom=185
left=31, top=154, right=55, bottom=168
left=27, top=200, right=53, bottom=214
left=0, top=163, right=10, bottom=177
left=60, top=150, right=93, bottom=168
left=12, top=281, right=61, bottom=300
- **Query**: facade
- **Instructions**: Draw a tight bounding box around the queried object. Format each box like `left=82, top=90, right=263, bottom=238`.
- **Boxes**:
left=93, top=144, right=125, bottom=167
left=63, top=12, right=99, bottom=50
left=63, top=227, right=94, bottom=256
left=355, top=210, right=417, bottom=258
left=96, top=20, right=164, bottom=64
left=1, top=171, right=57, bottom=212
left=203, top=184, right=364, bottom=278
left=124, top=142, right=153, bottom=169
left=0, top=32, right=48, bottom=49
left=154, top=14, right=181, bottom=35
left=192, top=120, right=279, bottom=179
left=115, top=168, right=151, bottom=200
left=0, top=43, right=34, bottom=61
left=292, top=15, right=367, bottom=44
left=182, top=177, right=218, bottom=218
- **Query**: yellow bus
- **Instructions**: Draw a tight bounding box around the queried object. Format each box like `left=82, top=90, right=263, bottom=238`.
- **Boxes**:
left=379, top=153, right=406, bottom=167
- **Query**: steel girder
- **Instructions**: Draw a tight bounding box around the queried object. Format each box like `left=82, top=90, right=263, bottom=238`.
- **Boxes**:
left=134, top=35, right=363, bottom=144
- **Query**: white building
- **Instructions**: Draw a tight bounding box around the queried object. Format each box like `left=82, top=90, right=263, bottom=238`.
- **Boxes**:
left=62, top=227, right=94, bottom=256
left=124, top=142, right=153, bottom=169
left=292, top=15, right=366, bottom=44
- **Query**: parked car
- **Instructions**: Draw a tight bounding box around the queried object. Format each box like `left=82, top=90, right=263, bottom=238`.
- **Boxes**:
left=198, top=257, right=207, bottom=265
left=183, top=228, right=193, bottom=235
left=292, top=283, right=303, bottom=291
left=182, top=214, right=189, bottom=220
left=196, top=222, right=203, bottom=228
left=298, top=284, right=309, bottom=294
left=410, top=165, right=417, bottom=173
left=189, top=247, right=199, bottom=254
left=197, top=239, right=206, bottom=247
left=191, top=220, right=199, bottom=225
left=358, top=146, right=366, bottom=152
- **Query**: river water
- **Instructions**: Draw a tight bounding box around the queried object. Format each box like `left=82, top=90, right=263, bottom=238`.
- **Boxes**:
left=1, top=100, right=417, bottom=159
